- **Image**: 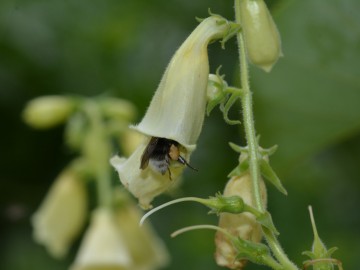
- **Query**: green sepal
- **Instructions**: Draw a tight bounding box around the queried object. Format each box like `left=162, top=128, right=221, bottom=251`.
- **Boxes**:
left=259, top=144, right=278, bottom=156
left=220, top=93, right=241, bottom=125
left=242, top=204, right=279, bottom=235
left=229, top=142, right=248, bottom=153
left=326, top=247, right=339, bottom=258
left=228, top=158, right=249, bottom=178
left=302, top=250, right=317, bottom=260
left=256, top=211, right=279, bottom=235
left=233, top=237, right=271, bottom=265
left=220, top=22, right=241, bottom=49
left=259, top=158, right=287, bottom=195
left=206, top=78, right=227, bottom=116
left=206, top=193, right=245, bottom=215
left=302, top=247, right=339, bottom=263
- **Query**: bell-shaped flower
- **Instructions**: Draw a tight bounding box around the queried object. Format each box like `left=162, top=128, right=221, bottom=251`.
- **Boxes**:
left=114, top=197, right=169, bottom=270
left=32, top=162, right=88, bottom=258
left=111, top=15, right=230, bottom=209
left=215, top=174, right=267, bottom=269
left=239, top=0, right=282, bottom=72
left=70, top=208, right=132, bottom=270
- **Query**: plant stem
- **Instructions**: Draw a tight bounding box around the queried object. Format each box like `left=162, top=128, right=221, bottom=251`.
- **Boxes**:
left=234, top=1, right=298, bottom=269
left=234, top=0, right=263, bottom=213
left=83, top=100, right=112, bottom=208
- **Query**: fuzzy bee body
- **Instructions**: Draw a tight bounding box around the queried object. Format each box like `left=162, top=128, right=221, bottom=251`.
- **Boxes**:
left=140, top=137, right=197, bottom=179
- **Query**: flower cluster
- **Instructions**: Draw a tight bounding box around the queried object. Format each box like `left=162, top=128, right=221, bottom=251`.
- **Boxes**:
left=24, top=96, right=169, bottom=269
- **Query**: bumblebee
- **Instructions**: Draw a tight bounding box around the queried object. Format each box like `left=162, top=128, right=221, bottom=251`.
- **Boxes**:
left=140, top=137, right=197, bottom=179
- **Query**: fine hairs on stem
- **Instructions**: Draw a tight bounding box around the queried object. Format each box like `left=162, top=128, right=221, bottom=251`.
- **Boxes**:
left=234, top=0, right=298, bottom=269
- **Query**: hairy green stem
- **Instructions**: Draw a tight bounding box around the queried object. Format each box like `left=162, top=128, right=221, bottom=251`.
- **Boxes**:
left=234, top=1, right=298, bottom=269
left=234, top=0, right=263, bottom=213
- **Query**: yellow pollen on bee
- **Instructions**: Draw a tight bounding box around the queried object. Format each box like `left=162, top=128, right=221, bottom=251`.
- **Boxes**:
left=169, top=144, right=180, bottom=161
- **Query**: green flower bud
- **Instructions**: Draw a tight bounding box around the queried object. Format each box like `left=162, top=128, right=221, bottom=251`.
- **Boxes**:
left=23, top=96, right=76, bottom=129
left=303, top=206, right=340, bottom=270
left=239, top=0, right=282, bottom=72
left=215, top=174, right=267, bottom=269
left=205, top=194, right=245, bottom=214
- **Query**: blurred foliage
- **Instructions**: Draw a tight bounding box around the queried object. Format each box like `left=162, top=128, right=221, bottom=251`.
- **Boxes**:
left=0, top=0, right=359, bottom=269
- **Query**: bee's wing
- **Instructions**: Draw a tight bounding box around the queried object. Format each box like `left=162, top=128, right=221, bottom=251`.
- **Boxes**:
left=140, top=137, right=159, bottom=169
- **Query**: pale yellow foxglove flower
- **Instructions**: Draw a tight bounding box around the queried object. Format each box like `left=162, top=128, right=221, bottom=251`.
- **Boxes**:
left=70, top=208, right=132, bottom=270
left=215, top=174, right=267, bottom=269
left=111, top=15, right=230, bottom=209
left=32, top=164, right=87, bottom=258
left=114, top=201, right=169, bottom=270
left=23, top=95, right=76, bottom=129
left=239, top=0, right=282, bottom=72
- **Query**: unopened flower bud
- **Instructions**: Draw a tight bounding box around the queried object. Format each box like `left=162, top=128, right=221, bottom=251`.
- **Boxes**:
left=70, top=208, right=132, bottom=270
left=303, top=206, right=339, bottom=270
left=239, top=0, right=282, bottom=72
left=112, top=16, right=230, bottom=209
left=23, top=96, right=76, bottom=129
left=98, top=97, right=137, bottom=122
left=32, top=164, right=87, bottom=258
left=207, top=74, right=226, bottom=103
left=215, top=174, right=267, bottom=269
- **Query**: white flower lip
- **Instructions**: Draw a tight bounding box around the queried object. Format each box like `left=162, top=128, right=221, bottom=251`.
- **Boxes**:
left=110, top=143, right=184, bottom=209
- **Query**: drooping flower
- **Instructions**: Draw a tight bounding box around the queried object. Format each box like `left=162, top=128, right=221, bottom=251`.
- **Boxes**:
left=32, top=160, right=88, bottom=258
left=114, top=194, right=169, bottom=270
left=70, top=208, right=132, bottom=270
left=215, top=174, right=267, bottom=269
left=111, top=15, right=231, bottom=209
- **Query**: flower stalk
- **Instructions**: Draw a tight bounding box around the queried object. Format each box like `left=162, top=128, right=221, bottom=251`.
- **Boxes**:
left=82, top=100, right=113, bottom=208
left=235, top=1, right=298, bottom=269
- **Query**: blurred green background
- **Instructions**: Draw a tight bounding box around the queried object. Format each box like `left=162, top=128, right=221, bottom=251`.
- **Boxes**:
left=1, top=0, right=359, bottom=269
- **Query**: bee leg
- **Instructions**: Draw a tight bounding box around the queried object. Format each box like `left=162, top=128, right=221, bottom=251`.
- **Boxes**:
left=165, top=155, right=172, bottom=180
left=178, top=156, right=198, bottom=171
